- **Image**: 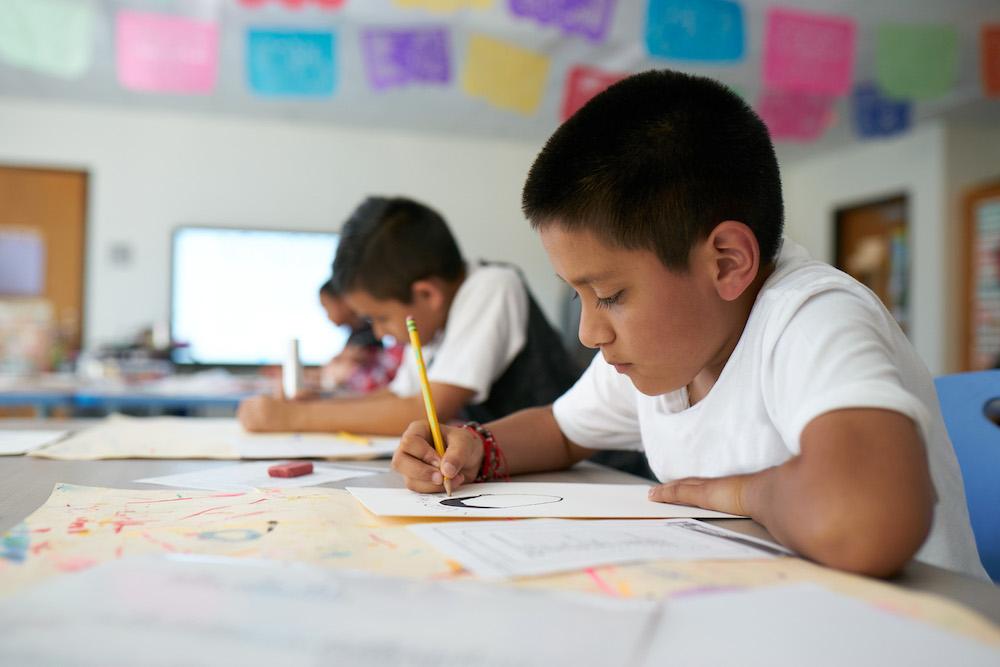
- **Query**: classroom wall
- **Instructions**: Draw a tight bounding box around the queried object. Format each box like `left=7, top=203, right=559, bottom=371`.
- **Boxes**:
left=781, top=122, right=952, bottom=374
left=0, top=96, right=554, bottom=349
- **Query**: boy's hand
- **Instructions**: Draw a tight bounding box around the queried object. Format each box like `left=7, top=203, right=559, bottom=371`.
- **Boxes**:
left=648, top=474, right=752, bottom=517
left=393, top=421, right=484, bottom=493
left=238, top=395, right=295, bottom=432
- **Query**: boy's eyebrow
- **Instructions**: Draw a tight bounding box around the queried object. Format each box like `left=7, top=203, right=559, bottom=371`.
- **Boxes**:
left=556, top=270, right=618, bottom=286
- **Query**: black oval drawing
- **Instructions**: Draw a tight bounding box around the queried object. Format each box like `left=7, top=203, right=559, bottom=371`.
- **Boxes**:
left=439, top=493, right=564, bottom=509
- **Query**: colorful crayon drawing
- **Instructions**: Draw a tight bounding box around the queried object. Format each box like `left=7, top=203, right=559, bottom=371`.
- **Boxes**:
left=0, top=484, right=997, bottom=643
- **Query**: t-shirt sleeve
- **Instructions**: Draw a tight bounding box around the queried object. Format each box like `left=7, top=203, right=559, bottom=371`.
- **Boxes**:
left=762, top=288, right=932, bottom=454
left=552, top=353, right=643, bottom=451
left=426, top=267, right=529, bottom=403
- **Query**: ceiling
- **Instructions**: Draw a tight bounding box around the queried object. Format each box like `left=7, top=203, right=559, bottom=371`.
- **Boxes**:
left=0, top=0, right=998, bottom=159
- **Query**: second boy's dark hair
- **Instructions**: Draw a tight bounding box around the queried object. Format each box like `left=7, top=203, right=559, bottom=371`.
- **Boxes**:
left=522, top=69, right=784, bottom=270
left=331, top=197, right=464, bottom=303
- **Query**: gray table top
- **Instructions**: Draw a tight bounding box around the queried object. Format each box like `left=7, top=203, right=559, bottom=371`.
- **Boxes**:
left=1, top=419, right=998, bottom=625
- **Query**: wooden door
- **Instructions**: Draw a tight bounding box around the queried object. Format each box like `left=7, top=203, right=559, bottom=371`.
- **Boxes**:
left=835, top=195, right=909, bottom=334
left=0, top=166, right=87, bottom=354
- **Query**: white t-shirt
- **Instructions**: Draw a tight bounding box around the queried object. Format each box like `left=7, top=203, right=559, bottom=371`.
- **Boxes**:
left=553, top=239, right=987, bottom=579
left=390, top=263, right=529, bottom=404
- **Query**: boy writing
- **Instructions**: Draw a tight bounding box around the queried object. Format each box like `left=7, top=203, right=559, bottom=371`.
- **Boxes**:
left=393, top=71, right=986, bottom=579
left=239, top=197, right=580, bottom=435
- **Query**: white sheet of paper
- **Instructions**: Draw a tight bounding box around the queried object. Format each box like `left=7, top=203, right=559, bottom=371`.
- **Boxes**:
left=234, top=433, right=399, bottom=459
left=409, top=518, right=787, bottom=579
left=0, top=429, right=67, bottom=456
left=347, top=482, right=741, bottom=519
left=135, top=462, right=377, bottom=491
left=0, top=555, right=658, bottom=667
left=639, top=583, right=1000, bottom=667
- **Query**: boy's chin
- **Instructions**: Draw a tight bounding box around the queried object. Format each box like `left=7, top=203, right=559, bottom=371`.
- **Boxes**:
left=628, top=374, right=684, bottom=397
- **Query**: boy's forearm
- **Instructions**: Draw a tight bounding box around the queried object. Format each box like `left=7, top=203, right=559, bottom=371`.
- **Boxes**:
left=289, top=394, right=429, bottom=435
left=485, top=406, right=595, bottom=476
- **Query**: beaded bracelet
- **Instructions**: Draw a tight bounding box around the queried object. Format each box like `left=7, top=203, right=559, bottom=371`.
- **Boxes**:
left=462, top=421, right=510, bottom=482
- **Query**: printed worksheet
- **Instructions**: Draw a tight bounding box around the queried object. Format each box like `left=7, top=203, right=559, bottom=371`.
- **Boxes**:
left=410, top=518, right=788, bottom=578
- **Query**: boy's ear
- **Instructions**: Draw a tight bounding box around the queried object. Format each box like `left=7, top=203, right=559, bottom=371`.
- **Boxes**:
left=410, top=279, right=446, bottom=312
left=706, top=221, right=760, bottom=302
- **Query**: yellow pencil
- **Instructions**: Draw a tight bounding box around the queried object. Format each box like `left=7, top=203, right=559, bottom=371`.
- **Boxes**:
left=406, top=316, right=452, bottom=496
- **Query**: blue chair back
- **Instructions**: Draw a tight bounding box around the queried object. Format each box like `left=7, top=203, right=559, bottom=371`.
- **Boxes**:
left=934, top=370, right=1000, bottom=582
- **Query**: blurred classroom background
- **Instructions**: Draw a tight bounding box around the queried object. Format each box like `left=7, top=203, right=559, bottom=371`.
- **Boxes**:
left=0, top=0, right=998, bottom=418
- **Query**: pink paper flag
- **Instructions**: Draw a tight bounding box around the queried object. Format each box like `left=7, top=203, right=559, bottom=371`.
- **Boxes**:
left=561, top=65, right=626, bottom=121
left=116, top=10, right=218, bottom=94
left=757, top=89, right=836, bottom=142
left=763, top=7, right=855, bottom=96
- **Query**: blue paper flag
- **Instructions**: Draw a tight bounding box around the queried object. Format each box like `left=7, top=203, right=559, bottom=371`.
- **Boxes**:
left=247, top=29, right=336, bottom=97
left=645, top=0, right=744, bottom=62
left=852, top=82, right=910, bottom=139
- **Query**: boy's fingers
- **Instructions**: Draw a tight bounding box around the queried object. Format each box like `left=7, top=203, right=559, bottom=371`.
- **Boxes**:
left=439, top=426, right=483, bottom=479
left=648, top=476, right=747, bottom=516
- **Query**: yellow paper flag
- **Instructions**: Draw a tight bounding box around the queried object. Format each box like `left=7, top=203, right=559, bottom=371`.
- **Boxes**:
left=462, top=34, right=550, bottom=115
left=394, top=0, right=493, bottom=12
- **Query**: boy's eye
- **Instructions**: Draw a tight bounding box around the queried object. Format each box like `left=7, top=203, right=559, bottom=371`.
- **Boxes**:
left=595, top=290, right=624, bottom=309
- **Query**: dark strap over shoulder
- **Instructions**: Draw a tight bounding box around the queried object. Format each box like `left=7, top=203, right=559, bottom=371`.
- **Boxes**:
left=461, top=262, right=581, bottom=423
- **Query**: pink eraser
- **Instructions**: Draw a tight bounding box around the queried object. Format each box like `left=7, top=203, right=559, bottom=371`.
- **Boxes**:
left=268, top=461, right=314, bottom=478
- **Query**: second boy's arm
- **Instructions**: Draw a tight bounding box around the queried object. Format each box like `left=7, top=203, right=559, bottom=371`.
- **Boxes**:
left=649, top=407, right=935, bottom=577
left=238, top=382, right=475, bottom=435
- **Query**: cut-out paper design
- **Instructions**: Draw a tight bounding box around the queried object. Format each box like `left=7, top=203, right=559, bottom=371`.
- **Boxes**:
left=560, top=64, right=626, bottom=121
left=116, top=10, right=218, bottom=94
left=394, top=0, right=493, bottom=12
left=247, top=29, right=336, bottom=97
left=875, top=24, right=957, bottom=101
left=757, top=89, right=836, bottom=142
left=645, top=0, right=744, bottom=62
left=508, top=0, right=618, bottom=43
left=461, top=34, right=549, bottom=115
left=0, top=0, right=94, bottom=79
left=851, top=82, right=910, bottom=139
left=239, top=0, right=345, bottom=9
left=981, top=25, right=1000, bottom=98
left=361, top=26, right=450, bottom=91
left=763, top=6, right=855, bottom=96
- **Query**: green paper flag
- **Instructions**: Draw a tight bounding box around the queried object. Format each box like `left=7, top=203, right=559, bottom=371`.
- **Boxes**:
left=0, top=0, right=94, bottom=79
left=876, top=24, right=957, bottom=101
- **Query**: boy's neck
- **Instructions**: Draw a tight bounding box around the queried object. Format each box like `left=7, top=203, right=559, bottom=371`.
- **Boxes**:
left=687, top=262, right=776, bottom=405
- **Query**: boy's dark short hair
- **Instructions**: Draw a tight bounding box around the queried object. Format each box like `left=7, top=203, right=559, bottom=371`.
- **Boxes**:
left=318, top=277, right=338, bottom=298
left=522, top=69, right=784, bottom=270
left=331, top=197, right=464, bottom=303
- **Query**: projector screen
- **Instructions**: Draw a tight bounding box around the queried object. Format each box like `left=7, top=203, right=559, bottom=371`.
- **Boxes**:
left=171, top=226, right=348, bottom=366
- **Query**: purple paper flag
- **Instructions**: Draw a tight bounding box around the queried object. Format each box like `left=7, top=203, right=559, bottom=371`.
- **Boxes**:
left=508, top=0, right=617, bottom=42
left=362, top=27, right=450, bottom=91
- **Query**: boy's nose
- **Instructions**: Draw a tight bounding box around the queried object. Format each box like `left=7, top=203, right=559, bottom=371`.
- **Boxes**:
left=578, top=307, right=613, bottom=349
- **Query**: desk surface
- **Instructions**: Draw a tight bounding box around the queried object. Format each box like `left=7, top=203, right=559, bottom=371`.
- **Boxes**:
left=1, top=419, right=998, bottom=626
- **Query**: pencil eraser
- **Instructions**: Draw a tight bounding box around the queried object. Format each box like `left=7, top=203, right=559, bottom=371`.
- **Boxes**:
left=268, top=461, right=314, bottom=478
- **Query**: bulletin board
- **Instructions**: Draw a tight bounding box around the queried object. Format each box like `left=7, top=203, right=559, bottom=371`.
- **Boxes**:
left=963, top=179, right=1000, bottom=371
